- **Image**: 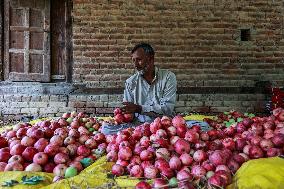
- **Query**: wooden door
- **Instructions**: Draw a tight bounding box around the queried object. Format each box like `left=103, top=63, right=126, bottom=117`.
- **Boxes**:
left=4, top=0, right=50, bottom=82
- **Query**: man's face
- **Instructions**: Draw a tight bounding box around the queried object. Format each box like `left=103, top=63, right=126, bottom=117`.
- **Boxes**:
left=131, top=48, right=152, bottom=75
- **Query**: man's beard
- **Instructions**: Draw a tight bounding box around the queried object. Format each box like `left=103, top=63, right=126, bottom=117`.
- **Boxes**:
left=137, top=69, right=145, bottom=76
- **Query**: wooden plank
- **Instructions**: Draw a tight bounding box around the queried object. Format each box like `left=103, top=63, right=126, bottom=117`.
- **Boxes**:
left=0, top=0, right=3, bottom=80
left=51, top=0, right=66, bottom=78
left=4, top=0, right=10, bottom=80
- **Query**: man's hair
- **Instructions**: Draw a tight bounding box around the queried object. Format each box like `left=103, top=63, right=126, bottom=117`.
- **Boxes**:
left=131, top=43, right=155, bottom=56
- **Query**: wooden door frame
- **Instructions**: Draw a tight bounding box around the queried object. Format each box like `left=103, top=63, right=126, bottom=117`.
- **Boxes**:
left=0, top=0, right=3, bottom=81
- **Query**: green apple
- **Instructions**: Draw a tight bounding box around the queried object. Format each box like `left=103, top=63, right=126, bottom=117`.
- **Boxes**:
left=168, top=177, right=178, bottom=187
left=64, top=167, right=78, bottom=178
left=66, top=117, right=73, bottom=124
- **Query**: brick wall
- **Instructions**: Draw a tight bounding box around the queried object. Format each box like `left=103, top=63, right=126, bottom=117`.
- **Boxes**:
left=0, top=91, right=266, bottom=123
left=72, top=0, right=284, bottom=88
left=0, top=0, right=283, bottom=121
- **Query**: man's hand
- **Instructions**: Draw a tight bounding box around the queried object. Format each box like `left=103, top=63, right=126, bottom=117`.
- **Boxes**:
left=122, top=102, right=142, bottom=114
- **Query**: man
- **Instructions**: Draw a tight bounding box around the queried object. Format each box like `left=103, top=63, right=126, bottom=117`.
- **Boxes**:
left=101, top=43, right=177, bottom=135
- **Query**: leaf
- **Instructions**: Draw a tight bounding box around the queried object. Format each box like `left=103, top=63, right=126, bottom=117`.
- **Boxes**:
left=21, top=175, right=45, bottom=185
left=223, top=112, right=229, bottom=115
left=2, top=180, right=19, bottom=187
left=80, top=158, right=94, bottom=168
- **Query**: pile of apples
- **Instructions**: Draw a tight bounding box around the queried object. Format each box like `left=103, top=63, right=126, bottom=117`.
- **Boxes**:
left=113, top=108, right=134, bottom=125
left=106, top=108, right=284, bottom=188
left=0, top=112, right=107, bottom=182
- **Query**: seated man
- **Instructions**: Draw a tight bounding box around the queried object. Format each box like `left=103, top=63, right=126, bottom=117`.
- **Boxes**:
left=101, top=43, right=177, bottom=135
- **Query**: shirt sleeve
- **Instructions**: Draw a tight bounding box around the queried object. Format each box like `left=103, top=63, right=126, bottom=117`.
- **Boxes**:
left=123, top=80, right=134, bottom=102
left=141, top=72, right=177, bottom=117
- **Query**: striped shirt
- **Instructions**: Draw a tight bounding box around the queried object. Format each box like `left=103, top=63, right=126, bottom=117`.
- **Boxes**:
left=123, top=67, right=177, bottom=123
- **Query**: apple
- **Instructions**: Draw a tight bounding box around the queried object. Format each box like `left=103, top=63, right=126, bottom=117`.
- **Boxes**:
left=44, top=162, right=56, bottom=173
left=53, top=176, right=64, bottom=183
left=8, top=155, right=24, bottom=164
left=0, top=148, right=11, bottom=162
left=66, top=144, right=78, bottom=156
left=21, top=136, right=36, bottom=146
left=33, top=152, right=48, bottom=165
left=54, top=153, right=70, bottom=164
left=30, top=129, right=44, bottom=139
left=9, top=140, right=21, bottom=149
left=124, top=113, right=134, bottom=123
left=44, top=144, right=59, bottom=156
left=62, top=112, right=71, bottom=119
left=58, top=147, right=69, bottom=155
left=25, top=163, right=42, bottom=172
left=59, top=118, right=69, bottom=126
left=4, top=162, right=23, bottom=171
left=54, top=128, right=68, bottom=138
left=93, top=133, right=106, bottom=143
left=42, top=127, right=54, bottom=138
left=85, top=138, right=97, bottom=149
left=65, top=166, right=78, bottom=178
left=68, top=161, right=83, bottom=172
left=26, top=127, right=36, bottom=137
left=6, top=130, right=17, bottom=139
left=0, top=162, right=7, bottom=171
left=53, top=164, right=68, bottom=176
left=13, top=123, right=24, bottom=131
left=78, top=135, right=89, bottom=144
left=73, top=155, right=84, bottom=162
left=50, top=121, right=61, bottom=130
left=70, top=120, right=80, bottom=129
left=10, top=144, right=26, bottom=156
left=114, top=114, right=125, bottom=124
left=16, top=128, right=27, bottom=138
left=78, top=126, right=90, bottom=135
left=64, top=136, right=76, bottom=145
left=34, top=138, right=49, bottom=152
left=38, top=120, right=51, bottom=128
left=68, top=129, right=80, bottom=138
left=50, top=135, right=64, bottom=146
left=22, top=147, right=38, bottom=161
left=77, top=145, right=91, bottom=157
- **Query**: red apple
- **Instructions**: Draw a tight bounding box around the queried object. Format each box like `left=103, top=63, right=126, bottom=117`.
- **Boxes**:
left=6, top=130, right=17, bottom=139
left=54, top=128, right=68, bottom=138
left=54, top=153, right=70, bottom=164
left=0, top=148, right=11, bottom=162
left=44, top=144, right=59, bottom=156
left=66, top=144, right=78, bottom=156
left=34, top=138, right=49, bottom=152
left=21, top=136, right=36, bottom=147
left=49, top=121, right=61, bottom=130
left=25, top=163, right=42, bottom=172
left=0, top=162, right=7, bottom=171
left=9, top=140, right=21, bottom=149
left=58, top=147, right=69, bottom=155
left=30, top=129, right=44, bottom=139
left=64, top=136, right=76, bottom=145
left=33, top=152, right=48, bottom=165
left=50, top=135, right=64, bottom=146
left=4, top=162, right=23, bottom=171
left=8, top=155, right=24, bottom=164
left=16, top=128, right=27, bottom=138
left=78, top=135, right=89, bottom=144
left=53, top=164, right=68, bottom=176
left=69, top=161, right=83, bottom=172
left=22, top=147, right=38, bottom=161
left=10, top=144, right=26, bottom=156
left=44, top=162, right=56, bottom=173
left=68, top=129, right=80, bottom=138
left=123, top=113, right=134, bottom=123
left=42, top=127, right=54, bottom=138
left=85, top=138, right=97, bottom=149
left=77, top=145, right=91, bottom=157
